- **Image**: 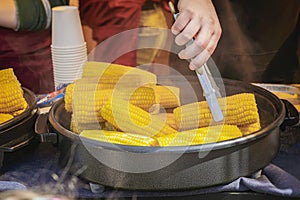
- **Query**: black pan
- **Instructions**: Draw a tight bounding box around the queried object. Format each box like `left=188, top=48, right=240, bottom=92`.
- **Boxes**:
left=0, top=88, right=38, bottom=152
left=47, top=78, right=298, bottom=190
left=0, top=88, right=36, bottom=131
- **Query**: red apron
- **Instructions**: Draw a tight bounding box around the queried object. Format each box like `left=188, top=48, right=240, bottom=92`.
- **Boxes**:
left=0, top=28, right=54, bottom=94
left=80, top=0, right=146, bottom=67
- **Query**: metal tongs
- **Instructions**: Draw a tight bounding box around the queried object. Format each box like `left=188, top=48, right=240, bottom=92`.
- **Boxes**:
left=169, top=2, right=224, bottom=122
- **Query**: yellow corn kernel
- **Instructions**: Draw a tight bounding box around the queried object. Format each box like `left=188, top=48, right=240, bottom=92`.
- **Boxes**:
left=80, top=130, right=158, bottom=146
left=272, top=91, right=298, bottom=99
left=0, top=113, right=14, bottom=124
left=115, top=86, right=159, bottom=111
left=238, top=121, right=261, bottom=135
left=67, top=85, right=110, bottom=123
left=81, top=61, right=157, bottom=86
left=0, top=73, right=28, bottom=113
left=65, top=82, right=160, bottom=123
left=101, top=98, right=177, bottom=137
left=148, top=85, right=180, bottom=108
left=65, top=79, right=118, bottom=123
left=70, top=114, right=105, bottom=134
left=11, top=107, right=27, bottom=116
left=82, top=62, right=132, bottom=77
left=0, top=68, right=20, bottom=84
left=64, top=83, right=74, bottom=112
left=156, top=125, right=243, bottom=146
left=151, top=113, right=178, bottom=130
left=173, top=93, right=260, bottom=130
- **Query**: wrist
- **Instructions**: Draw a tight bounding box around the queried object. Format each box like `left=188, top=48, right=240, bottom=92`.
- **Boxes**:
left=0, top=0, right=17, bottom=30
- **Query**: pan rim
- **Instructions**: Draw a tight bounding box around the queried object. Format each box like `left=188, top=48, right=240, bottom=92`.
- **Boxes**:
left=48, top=80, right=285, bottom=153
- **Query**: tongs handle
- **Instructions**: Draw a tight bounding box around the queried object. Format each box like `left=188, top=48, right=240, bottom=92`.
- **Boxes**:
left=195, top=66, right=224, bottom=122
left=169, top=1, right=224, bottom=122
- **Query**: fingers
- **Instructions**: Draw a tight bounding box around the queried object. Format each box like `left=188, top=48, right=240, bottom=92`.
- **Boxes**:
left=171, top=11, right=191, bottom=35
left=173, top=14, right=221, bottom=70
left=181, top=24, right=221, bottom=70
left=178, top=23, right=212, bottom=60
left=173, top=15, right=201, bottom=46
left=171, top=0, right=222, bottom=70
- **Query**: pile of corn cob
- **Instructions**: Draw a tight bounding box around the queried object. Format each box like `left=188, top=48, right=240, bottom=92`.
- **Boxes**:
left=0, top=68, right=28, bottom=125
left=65, top=62, right=261, bottom=146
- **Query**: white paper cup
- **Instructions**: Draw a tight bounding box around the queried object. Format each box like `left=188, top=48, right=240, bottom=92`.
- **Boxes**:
left=52, top=47, right=87, bottom=53
left=52, top=59, right=87, bottom=65
left=52, top=56, right=87, bottom=62
left=53, top=65, right=83, bottom=72
left=51, top=42, right=86, bottom=50
left=52, top=52, right=87, bottom=58
left=52, top=6, right=85, bottom=47
left=52, top=58, right=85, bottom=87
left=52, top=49, right=87, bottom=55
left=54, top=74, right=82, bottom=79
left=53, top=69, right=82, bottom=88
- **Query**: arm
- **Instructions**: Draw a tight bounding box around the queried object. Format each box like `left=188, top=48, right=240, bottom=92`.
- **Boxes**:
left=0, top=0, right=17, bottom=29
left=0, top=0, right=69, bottom=31
left=172, top=0, right=222, bottom=70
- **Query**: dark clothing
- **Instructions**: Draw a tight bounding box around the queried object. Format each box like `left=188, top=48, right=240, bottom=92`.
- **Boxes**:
left=212, top=0, right=300, bottom=83
left=15, top=0, right=69, bottom=30
left=80, top=0, right=146, bottom=67
left=0, top=0, right=70, bottom=94
left=0, top=28, right=54, bottom=94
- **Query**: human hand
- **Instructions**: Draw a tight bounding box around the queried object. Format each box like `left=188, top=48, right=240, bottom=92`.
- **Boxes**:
left=69, top=0, right=79, bottom=7
left=171, top=0, right=222, bottom=70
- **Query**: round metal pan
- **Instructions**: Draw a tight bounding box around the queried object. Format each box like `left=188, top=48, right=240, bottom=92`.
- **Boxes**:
left=0, top=88, right=37, bottom=131
left=0, top=88, right=38, bottom=152
left=48, top=79, right=293, bottom=190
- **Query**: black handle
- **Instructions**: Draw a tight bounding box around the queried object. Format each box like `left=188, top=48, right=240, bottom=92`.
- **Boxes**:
left=34, top=113, right=58, bottom=145
left=0, top=137, right=36, bottom=152
left=280, top=99, right=299, bottom=131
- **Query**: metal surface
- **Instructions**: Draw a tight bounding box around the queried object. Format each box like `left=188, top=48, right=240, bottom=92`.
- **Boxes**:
left=253, top=83, right=300, bottom=113
left=48, top=78, right=289, bottom=190
left=0, top=88, right=38, bottom=152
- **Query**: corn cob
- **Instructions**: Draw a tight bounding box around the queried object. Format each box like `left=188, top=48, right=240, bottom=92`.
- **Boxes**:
left=0, top=69, right=28, bottom=113
left=151, top=113, right=178, bottom=130
left=148, top=85, right=180, bottom=108
left=68, top=84, right=110, bottom=123
left=80, top=130, right=158, bottom=146
left=65, top=82, right=160, bottom=122
left=173, top=93, right=260, bottom=130
left=156, top=125, right=243, bottom=146
left=0, top=113, right=14, bottom=124
left=81, top=61, right=157, bottom=86
left=82, top=62, right=132, bottom=77
left=0, top=68, right=20, bottom=84
left=101, top=98, right=177, bottom=137
left=64, top=83, right=75, bottom=112
left=121, top=86, right=159, bottom=111
left=11, top=106, right=27, bottom=116
left=238, top=121, right=261, bottom=135
left=70, top=113, right=105, bottom=133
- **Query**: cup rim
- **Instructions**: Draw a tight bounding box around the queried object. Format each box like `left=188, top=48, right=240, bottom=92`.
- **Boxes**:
left=52, top=5, right=78, bottom=12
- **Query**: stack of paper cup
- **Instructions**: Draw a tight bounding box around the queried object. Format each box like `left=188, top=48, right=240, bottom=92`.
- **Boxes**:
left=51, top=6, right=87, bottom=89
